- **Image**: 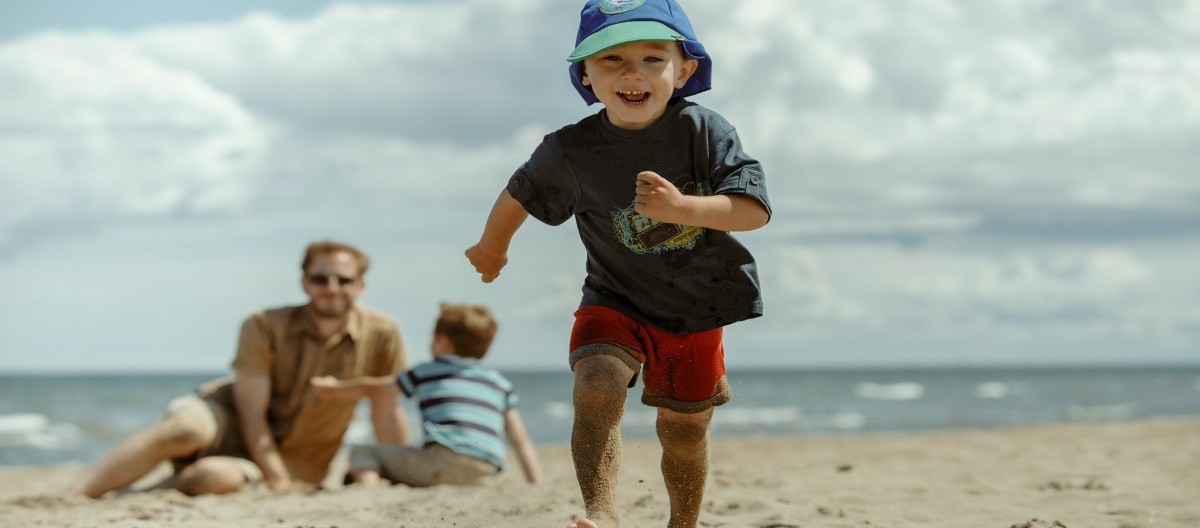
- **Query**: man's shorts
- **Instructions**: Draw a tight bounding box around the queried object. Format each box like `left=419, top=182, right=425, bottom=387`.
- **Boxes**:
left=349, top=442, right=498, bottom=487
left=568, top=305, right=732, bottom=413
left=164, top=394, right=263, bottom=482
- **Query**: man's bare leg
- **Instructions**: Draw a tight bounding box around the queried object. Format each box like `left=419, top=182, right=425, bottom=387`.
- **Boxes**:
left=568, top=354, right=634, bottom=528
left=66, top=411, right=214, bottom=498
left=657, top=407, right=713, bottom=528
left=170, top=456, right=249, bottom=495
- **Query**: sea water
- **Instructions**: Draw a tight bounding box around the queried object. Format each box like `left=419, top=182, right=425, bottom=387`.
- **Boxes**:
left=2, top=366, right=1199, bottom=466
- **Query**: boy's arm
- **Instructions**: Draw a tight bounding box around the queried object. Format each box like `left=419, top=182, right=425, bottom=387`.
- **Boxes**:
left=309, top=375, right=398, bottom=401
left=504, top=408, right=542, bottom=484
left=373, top=326, right=410, bottom=444
left=311, top=376, right=408, bottom=444
left=634, top=171, right=769, bottom=232
left=368, top=384, right=410, bottom=445
left=465, top=190, right=529, bottom=283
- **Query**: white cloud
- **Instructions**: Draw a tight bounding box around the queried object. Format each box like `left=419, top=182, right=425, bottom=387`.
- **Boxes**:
left=744, top=241, right=1199, bottom=366
left=771, top=247, right=867, bottom=323
left=0, top=32, right=266, bottom=253
left=1, top=0, right=1197, bottom=369
left=903, top=249, right=1150, bottom=313
left=126, top=2, right=578, bottom=141
left=5, top=0, right=1197, bottom=249
left=695, top=0, right=1200, bottom=219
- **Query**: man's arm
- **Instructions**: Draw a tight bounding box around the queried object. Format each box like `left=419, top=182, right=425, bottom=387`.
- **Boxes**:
left=634, top=171, right=769, bottom=232
left=465, top=190, right=529, bottom=283
left=504, top=408, right=542, bottom=484
left=233, top=373, right=291, bottom=492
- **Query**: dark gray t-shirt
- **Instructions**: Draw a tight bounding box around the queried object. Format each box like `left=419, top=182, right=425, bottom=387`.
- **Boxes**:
left=507, top=100, right=771, bottom=334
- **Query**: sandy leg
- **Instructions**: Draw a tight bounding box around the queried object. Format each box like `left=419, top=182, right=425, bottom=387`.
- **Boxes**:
left=657, top=407, right=713, bottom=528
left=570, top=354, right=635, bottom=528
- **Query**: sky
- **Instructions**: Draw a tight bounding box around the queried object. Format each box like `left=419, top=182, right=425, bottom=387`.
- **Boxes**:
left=1, top=0, right=1198, bottom=373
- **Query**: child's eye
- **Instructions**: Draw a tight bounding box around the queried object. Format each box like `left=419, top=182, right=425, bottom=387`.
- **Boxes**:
left=600, top=55, right=622, bottom=62
left=644, top=56, right=664, bottom=63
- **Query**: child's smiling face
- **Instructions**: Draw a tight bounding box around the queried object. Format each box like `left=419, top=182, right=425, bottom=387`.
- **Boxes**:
left=581, top=40, right=698, bottom=130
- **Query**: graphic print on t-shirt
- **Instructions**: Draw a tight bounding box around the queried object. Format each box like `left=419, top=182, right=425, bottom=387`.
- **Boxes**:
left=611, top=180, right=708, bottom=255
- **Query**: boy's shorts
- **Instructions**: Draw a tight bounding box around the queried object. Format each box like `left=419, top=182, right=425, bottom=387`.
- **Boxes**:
left=349, top=442, right=498, bottom=487
left=164, top=394, right=264, bottom=482
left=569, top=305, right=732, bottom=414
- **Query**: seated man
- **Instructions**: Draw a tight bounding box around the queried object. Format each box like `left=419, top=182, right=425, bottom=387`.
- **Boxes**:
left=68, top=241, right=410, bottom=497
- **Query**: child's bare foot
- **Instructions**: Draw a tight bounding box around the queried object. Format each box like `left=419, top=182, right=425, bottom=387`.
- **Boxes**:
left=567, top=519, right=599, bottom=528
left=347, top=469, right=382, bottom=487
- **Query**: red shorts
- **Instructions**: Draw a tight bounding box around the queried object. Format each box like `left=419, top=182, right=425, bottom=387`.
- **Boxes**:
left=569, top=305, right=731, bottom=413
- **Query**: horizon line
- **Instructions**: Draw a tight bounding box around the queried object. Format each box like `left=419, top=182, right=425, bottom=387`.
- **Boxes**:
left=4, top=360, right=1200, bottom=376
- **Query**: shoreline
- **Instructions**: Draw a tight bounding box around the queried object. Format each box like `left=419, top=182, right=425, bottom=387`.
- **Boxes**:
left=3, top=418, right=1199, bottom=527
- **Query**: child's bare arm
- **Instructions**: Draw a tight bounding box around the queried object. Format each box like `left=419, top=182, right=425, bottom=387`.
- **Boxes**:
left=634, top=171, right=769, bottom=232
left=309, top=375, right=397, bottom=401
left=465, top=189, right=529, bottom=283
left=368, top=385, right=409, bottom=445
left=504, top=408, right=542, bottom=484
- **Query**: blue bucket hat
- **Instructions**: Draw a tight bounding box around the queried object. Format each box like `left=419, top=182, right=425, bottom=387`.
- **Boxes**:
left=567, top=0, right=713, bottom=105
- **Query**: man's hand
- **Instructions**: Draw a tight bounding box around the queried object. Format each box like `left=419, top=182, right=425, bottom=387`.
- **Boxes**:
left=235, top=373, right=292, bottom=497
left=266, top=472, right=292, bottom=494
left=465, top=243, right=508, bottom=283
left=634, top=171, right=691, bottom=225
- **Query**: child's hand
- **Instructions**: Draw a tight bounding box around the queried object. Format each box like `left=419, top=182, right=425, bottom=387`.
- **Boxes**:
left=635, top=171, right=690, bottom=225
left=465, top=243, right=508, bottom=283
left=309, top=376, right=344, bottom=400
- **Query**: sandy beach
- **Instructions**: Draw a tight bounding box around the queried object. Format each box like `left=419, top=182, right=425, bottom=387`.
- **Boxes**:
left=2, top=418, right=1198, bottom=527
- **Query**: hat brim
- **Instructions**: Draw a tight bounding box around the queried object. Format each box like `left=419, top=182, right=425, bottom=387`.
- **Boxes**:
left=567, top=20, right=684, bottom=62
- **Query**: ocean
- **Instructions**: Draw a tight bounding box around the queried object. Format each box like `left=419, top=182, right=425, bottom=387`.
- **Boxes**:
left=2, top=366, right=1199, bottom=467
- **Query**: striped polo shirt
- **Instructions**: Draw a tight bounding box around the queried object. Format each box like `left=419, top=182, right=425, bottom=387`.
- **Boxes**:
left=397, top=355, right=518, bottom=470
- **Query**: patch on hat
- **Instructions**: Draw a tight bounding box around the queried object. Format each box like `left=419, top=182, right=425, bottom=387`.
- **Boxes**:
left=599, top=0, right=646, bottom=15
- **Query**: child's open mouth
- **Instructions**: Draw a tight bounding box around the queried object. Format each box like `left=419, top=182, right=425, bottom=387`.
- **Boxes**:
left=618, top=90, right=649, bottom=105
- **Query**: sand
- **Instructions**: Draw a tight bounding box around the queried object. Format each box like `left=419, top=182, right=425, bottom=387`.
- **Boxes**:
left=2, top=418, right=1198, bottom=527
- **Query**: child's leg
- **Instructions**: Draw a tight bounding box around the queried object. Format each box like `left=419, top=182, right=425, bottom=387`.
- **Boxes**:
left=639, top=323, right=726, bottom=528
left=656, top=407, right=713, bottom=528
left=348, top=468, right=382, bottom=487
left=364, top=443, right=493, bottom=487
left=347, top=445, right=387, bottom=487
left=571, top=353, right=636, bottom=528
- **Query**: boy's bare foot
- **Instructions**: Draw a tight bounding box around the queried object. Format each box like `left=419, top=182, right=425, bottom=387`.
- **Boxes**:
left=346, top=469, right=382, bottom=487
left=567, top=519, right=600, bottom=528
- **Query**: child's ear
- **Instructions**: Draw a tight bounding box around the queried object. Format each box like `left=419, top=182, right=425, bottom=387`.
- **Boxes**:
left=433, top=334, right=453, bottom=354
left=581, top=66, right=592, bottom=87
left=675, top=59, right=699, bottom=89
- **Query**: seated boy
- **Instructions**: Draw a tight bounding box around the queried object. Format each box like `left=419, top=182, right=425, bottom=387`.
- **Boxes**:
left=310, top=303, right=541, bottom=487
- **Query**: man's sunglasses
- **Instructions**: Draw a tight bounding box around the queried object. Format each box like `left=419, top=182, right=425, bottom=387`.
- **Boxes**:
left=305, top=274, right=359, bottom=287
